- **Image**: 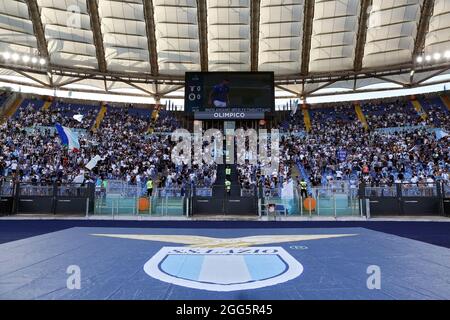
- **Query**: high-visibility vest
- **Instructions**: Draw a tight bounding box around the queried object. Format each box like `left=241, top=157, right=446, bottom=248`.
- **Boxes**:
left=146, top=180, right=153, bottom=189
left=225, top=180, right=231, bottom=190
left=225, top=168, right=231, bottom=175
left=300, top=181, right=307, bottom=190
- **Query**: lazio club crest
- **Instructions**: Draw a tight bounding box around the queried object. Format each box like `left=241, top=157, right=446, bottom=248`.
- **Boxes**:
left=92, top=234, right=356, bottom=292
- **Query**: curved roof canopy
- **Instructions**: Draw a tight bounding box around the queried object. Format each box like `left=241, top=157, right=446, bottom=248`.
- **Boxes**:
left=0, top=0, right=449, bottom=99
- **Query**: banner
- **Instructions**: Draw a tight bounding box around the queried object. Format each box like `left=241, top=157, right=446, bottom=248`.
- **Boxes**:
left=55, top=124, right=80, bottom=151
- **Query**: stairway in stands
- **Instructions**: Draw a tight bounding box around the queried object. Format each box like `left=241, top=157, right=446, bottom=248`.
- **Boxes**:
left=214, top=164, right=239, bottom=197
left=410, top=98, right=428, bottom=120
left=42, top=98, right=53, bottom=111
left=441, top=95, right=450, bottom=111
left=148, top=104, right=162, bottom=133
left=0, top=96, right=22, bottom=123
left=227, top=164, right=240, bottom=196
left=91, top=102, right=107, bottom=132
left=354, top=102, right=369, bottom=130
left=302, top=107, right=312, bottom=132
left=213, top=164, right=226, bottom=197
left=296, top=162, right=313, bottom=196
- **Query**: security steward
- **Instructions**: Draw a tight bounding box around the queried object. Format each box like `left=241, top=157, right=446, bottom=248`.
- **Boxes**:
left=146, top=179, right=153, bottom=197
left=225, top=178, right=231, bottom=196
left=225, top=166, right=231, bottom=179
left=300, top=179, right=308, bottom=199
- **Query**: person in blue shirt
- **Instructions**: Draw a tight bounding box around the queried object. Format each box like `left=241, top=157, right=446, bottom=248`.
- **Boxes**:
left=208, top=79, right=230, bottom=108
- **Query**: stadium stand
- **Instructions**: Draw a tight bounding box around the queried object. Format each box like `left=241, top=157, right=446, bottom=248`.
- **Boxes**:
left=1, top=94, right=448, bottom=202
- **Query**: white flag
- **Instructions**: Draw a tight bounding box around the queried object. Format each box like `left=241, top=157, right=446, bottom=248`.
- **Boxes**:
left=86, top=155, right=102, bottom=170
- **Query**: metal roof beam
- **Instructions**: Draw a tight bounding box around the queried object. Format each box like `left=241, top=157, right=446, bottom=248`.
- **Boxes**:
left=3, top=60, right=449, bottom=86
left=275, top=85, right=302, bottom=97
left=197, top=0, right=208, bottom=71
left=27, top=0, right=49, bottom=60
left=143, top=0, right=159, bottom=76
left=250, top=0, right=261, bottom=71
left=354, top=0, right=372, bottom=72
left=87, top=0, right=107, bottom=73
left=413, top=0, right=435, bottom=57
left=300, top=0, right=315, bottom=76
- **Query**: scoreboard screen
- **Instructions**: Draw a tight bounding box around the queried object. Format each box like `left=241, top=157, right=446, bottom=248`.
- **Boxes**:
left=185, top=72, right=274, bottom=119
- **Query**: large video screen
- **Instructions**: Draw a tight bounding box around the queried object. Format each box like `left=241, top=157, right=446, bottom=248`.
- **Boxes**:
left=185, top=72, right=274, bottom=119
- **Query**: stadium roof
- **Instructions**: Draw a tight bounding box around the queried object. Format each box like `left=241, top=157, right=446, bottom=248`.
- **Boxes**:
left=0, top=0, right=449, bottom=100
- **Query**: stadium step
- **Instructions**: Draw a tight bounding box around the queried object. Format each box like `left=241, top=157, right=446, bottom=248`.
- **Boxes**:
left=213, top=164, right=240, bottom=197
left=41, top=98, right=52, bottom=111
left=0, top=97, right=22, bottom=123
left=296, top=162, right=312, bottom=196
left=291, top=163, right=301, bottom=180
left=354, top=103, right=369, bottom=130
left=226, top=164, right=240, bottom=197
left=92, top=103, right=107, bottom=132
left=441, top=95, right=450, bottom=111
left=302, top=107, right=311, bottom=132
left=148, top=103, right=162, bottom=133
left=410, top=99, right=428, bottom=120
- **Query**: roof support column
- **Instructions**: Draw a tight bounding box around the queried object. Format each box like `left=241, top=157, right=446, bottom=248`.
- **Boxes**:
left=250, top=0, right=261, bottom=71
left=413, top=0, right=435, bottom=58
left=143, top=0, right=159, bottom=76
left=300, top=0, right=315, bottom=76
left=27, top=0, right=49, bottom=60
left=197, top=0, right=208, bottom=71
left=86, top=0, right=107, bottom=73
left=354, top=0, right=372, bottom=72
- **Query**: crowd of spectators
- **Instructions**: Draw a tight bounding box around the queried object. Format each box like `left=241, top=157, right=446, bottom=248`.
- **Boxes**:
left=0, top=99, right=214, bottom=192
left=362, top=100, right=425, bottom=128
left=0, top=94, right=448, bottom=196
left=14, top=100, right=98, bottom=130
left=287, top=97, right=449, bottom=188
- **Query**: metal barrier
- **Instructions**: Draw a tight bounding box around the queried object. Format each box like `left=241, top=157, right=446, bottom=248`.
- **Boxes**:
left=443, top=182, right=450, bottom=197
left=362, top=182, right=443, bottom=216
left=240, top=188, right=255, bottom=197
left=3, top=179, right=446, bottom=218
left=257, top=183, right=361, bottom=217
left=0, top=184, right=14, bottom=196
left=365, top=186, right=397, bottom=197
left=0, top=182, right=14, bottom=216
left=291, top=187, right=359, bottom=217
left=402, top=185, right=437, bottom=197
left=192, top=184, right=258, bottom=215
left=19, top=185, right=53, bottom=196
left=442, top=182, right=450, bottom=216
left=157, top=188, right=184, bottom=197
left=196, top=188, right=213, bottom=197
left=93, top=194, right=186, bottom=217
left=14, top=182, right=94, bottom=215
left=262, top=188, right=281, bottom=198
left=57, top=184, right=91, bottom=197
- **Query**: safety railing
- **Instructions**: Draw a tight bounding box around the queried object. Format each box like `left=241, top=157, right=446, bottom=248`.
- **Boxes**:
left=443, top=182, right=450, bottom=198
left=240, top=187, right=256, bottom=197
left=365, top=186, right=397, bottom=197
left=260, top=185, right=360, bottom=217
left=401, top=185, right=437, bottom=197
left=262, top=188, right=281, bottom=198
left=18, top=184, right=53, bottom=196
left=300, top=190, right=360, bottom=217
left=0, top=184, right=14, bottom=196
left=8, top=182, right=95, bottom=215
left=157, top=188, right=185, bottom=197
left=364, top=183, right=439, bottom=197
left=195, top=187, right=213, bottom=197
left=56, top=184, right=91, bottom=197
left=92, top=193, right=187, bottom=217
